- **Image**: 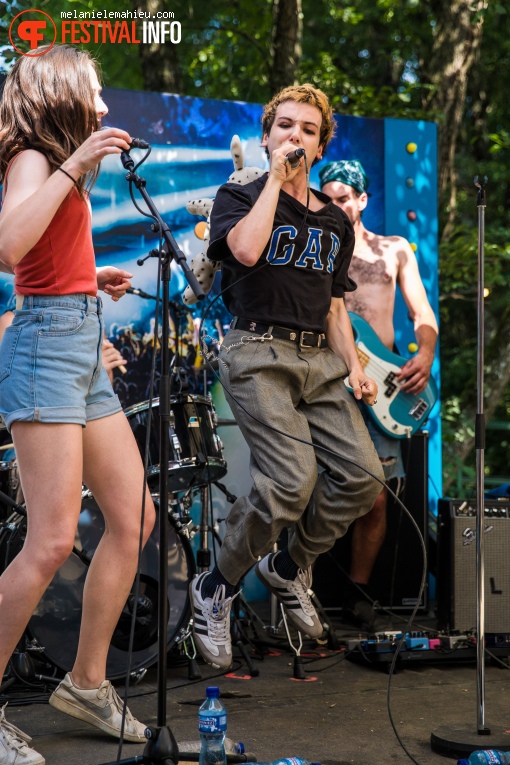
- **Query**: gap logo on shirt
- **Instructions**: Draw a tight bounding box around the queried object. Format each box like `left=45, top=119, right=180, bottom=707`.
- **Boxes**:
left=265, top=226, right=340, bottom=273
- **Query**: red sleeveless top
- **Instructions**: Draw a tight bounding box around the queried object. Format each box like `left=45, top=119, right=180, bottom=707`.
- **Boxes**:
left=3, top=153, right=98, bottom=297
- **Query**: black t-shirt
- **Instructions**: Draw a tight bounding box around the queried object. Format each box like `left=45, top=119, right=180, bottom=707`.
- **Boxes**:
left=208, top=174, right=356, bottom=332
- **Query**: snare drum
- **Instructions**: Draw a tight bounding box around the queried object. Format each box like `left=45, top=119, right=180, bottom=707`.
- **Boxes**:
left=0, top=493, right=195, bottom=680
left=125, top=395, right=227, bottom=492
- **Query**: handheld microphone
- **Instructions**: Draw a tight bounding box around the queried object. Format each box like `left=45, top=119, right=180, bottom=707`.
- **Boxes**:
left=129, top=137, right=150, bottom=150
left=126, top=286, right=157, bottom=300
left=99, top=127, right=149, bottom=150
left=285, top=147, right=306, bottom=169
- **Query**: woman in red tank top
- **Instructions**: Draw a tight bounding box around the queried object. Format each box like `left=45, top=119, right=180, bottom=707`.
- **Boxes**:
left=0, top=45, right=155, bottom=761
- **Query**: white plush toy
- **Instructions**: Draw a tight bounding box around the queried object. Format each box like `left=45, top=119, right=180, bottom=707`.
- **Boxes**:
left=183, top=135, right=264, bottom=305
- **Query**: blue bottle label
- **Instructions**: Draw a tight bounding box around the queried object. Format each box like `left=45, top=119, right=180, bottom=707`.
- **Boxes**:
left=481, top=753, right=504, bottom=764
left=199, top=715, right=227, bottom=733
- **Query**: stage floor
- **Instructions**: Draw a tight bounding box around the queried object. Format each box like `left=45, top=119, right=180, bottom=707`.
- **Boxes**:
left=3, top=608, right=510, bottom=765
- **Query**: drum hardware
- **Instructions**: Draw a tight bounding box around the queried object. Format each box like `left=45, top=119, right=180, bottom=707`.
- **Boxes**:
left=164, top=620, right=202, bottom=682
left=167, top=493, right=198, bottom=540
left=180, top=626, right=201, bottom=681
left=280, top=607, right=306, bottom=680
left=0, top=493, right=195, bottom=684
left=124, top=395, right=227, bottom=495
left=0, top=462, right=21, bottom=522
left=170, top=422, right=182, bottom=460
left=130, top=667, right=148, bottom=685
left=212, top=480, right=238, bottom=505
left=7, top=634, right=60, bottom=690
left=0, top=676, right=15, bottom=696
left=1, top=616, right=60, bottom=695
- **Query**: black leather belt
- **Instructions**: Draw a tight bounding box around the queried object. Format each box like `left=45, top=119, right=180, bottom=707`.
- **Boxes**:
left=231, top=317, right=327, bottom=349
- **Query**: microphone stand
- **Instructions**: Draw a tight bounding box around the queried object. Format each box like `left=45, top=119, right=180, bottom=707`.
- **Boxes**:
left=430, top=178, right=510, bottom=758
left=99, top=149, right=204, bottom=765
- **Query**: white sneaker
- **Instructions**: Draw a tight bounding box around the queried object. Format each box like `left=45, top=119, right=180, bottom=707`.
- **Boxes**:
left=0, top=704, right=45, bottom=765
left=190, top=572, right=236, bottom=670
left=49, top=673, right=147, bottom=743
left=256, top=552, right=323, bottom=638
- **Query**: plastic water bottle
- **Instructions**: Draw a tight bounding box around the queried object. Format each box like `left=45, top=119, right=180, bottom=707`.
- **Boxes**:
left=458, top=752, right=510, bottom=764
left=199, top=686, right=227, bottom=765
left=178, top=738, right=245, bottom=754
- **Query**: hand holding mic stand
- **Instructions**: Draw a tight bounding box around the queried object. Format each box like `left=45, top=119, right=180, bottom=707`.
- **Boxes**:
left=99, top=141, right=205, bottom=765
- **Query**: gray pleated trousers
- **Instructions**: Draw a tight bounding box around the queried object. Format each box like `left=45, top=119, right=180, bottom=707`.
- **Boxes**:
left=216, top=329, right=384, bottom=585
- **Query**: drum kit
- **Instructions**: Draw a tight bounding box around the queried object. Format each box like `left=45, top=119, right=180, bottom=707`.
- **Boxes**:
left=0, top=388, right=233, bottom=683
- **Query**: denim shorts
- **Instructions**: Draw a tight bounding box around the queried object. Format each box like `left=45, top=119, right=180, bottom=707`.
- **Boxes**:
left=0, top=294, right=122, bottom=431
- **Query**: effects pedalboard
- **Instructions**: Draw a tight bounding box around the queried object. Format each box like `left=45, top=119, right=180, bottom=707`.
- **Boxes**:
left=344, top=631, right=510, bottom=672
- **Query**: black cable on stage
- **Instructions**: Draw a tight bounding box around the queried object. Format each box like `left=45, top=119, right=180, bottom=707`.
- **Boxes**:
left=191, top=154, right=428, bottom=765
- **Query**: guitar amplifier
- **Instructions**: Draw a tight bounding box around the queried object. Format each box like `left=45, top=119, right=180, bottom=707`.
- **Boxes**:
left=437, top=498, right=510, bottom=633
left=313, top=430, right=429, bottom=612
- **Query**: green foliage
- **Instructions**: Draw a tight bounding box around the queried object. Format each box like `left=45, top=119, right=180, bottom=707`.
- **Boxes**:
left=299, top=0, right=434, bottom=119
left=180, top=0, right=273, bottom=102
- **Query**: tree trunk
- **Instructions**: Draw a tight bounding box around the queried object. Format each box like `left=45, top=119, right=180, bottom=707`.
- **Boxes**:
left=423, top=0, right=487, bottom=239
left=269, top=0, right=303, bottom=93
left=132, top=0, right=182, bottom=93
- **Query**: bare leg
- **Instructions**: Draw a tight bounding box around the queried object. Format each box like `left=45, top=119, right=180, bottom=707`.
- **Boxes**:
left=0, top=310, right=14, bottom=344
left=0, top=422, right=83, bottom=680
left=71, top=411, right=155, bottom=689
left=350, top=486, right=387, bottom=585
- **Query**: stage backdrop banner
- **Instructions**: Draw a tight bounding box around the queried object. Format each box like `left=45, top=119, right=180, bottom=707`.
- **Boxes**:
left=0, top=89, right=440, bottom=601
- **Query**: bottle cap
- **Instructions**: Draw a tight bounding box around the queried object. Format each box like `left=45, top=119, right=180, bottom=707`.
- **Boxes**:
left=206, top=686, right=220, bottom=698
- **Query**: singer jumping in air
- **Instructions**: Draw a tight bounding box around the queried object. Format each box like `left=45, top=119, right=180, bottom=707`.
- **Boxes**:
left=190, top=84, right=384, bottom=670
left=0, top=45, right=155, bottom=764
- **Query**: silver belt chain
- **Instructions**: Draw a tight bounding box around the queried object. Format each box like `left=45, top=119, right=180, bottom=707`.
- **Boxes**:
left=199, top=331, right=274, bottom=371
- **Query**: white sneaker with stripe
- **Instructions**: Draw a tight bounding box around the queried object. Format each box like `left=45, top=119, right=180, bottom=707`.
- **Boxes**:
left=190, top=572, right=235, bottom=670
left=256, top=552, right=323, bottom=638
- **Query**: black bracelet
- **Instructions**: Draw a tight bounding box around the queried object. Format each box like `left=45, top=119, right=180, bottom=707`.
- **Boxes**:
left=57, top=166, right=78, bottom=185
